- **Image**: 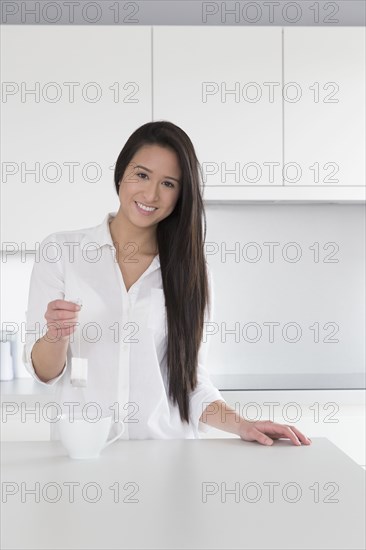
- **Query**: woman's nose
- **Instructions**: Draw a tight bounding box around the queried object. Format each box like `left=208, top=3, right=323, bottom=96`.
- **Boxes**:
left=142, top=181, right=159, bottom=202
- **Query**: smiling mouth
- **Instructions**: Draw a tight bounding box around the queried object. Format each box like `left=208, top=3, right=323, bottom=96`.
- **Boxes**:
left=134, top=201, right=158, bottom=213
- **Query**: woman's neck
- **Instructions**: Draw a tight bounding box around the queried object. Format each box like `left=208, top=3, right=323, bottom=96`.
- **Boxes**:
left=109, top=212, right=158, bottom=256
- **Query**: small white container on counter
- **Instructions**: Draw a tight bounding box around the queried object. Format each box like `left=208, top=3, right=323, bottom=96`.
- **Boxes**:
left=0, top=340, right=14, bottom=381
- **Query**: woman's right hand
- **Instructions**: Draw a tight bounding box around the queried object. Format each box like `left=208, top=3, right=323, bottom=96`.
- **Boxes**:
left=44, top=299, right=81, bottom=341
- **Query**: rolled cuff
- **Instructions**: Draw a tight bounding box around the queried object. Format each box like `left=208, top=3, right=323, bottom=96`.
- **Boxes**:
left=22, top=341, right=68, bottom=386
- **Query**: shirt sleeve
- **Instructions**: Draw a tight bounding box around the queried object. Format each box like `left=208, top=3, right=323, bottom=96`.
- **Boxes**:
left=189, top=263, right=227, bottom=435
left=22, top=233, right=68, bottom=386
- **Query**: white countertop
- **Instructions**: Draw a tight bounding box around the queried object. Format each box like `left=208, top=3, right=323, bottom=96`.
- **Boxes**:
left=1, top=437, right=365, bottom=550
left=1, top=378, right=365, bottom=404
left=0, top=378, right=54, bottom=396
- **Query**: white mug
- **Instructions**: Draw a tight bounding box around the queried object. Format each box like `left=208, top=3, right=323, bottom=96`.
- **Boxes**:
left=58, top=414, right=124, bottom=459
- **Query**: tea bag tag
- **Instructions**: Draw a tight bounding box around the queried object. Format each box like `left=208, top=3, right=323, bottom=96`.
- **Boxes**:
left=70, top=358, right=88, bottom=388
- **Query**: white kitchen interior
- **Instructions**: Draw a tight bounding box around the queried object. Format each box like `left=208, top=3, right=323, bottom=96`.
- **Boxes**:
left=1, top=16, right=365, bottom=550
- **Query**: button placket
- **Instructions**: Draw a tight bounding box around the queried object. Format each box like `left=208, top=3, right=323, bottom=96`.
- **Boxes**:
left=111, top=248, right=130, bottom=439
left=121, top=300, right=131, bottom=352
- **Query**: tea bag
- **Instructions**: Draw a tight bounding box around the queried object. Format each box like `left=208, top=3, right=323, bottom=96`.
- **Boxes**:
left=68, top=298, right=88, bottom=389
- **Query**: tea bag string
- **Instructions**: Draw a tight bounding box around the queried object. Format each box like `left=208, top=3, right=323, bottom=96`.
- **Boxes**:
left=77, top=318, right=81, bottom=358
left=76, top=315, right=87, bottom=407
left=78, top=325, right=86, bottom=404
left=75, top=297, right=82, bottom=355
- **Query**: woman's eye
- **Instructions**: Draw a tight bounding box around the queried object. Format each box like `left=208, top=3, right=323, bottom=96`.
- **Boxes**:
left=137, top=173, right=174, bottom=188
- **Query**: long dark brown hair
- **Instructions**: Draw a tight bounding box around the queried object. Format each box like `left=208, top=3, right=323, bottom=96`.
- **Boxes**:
left=114, top=121, right=210, bottom=424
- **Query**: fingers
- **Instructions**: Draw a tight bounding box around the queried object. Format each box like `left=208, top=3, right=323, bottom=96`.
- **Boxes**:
left=45, top=300, right=82, bottom=340
left=50, top=299, right=81, bottom=312
left=245, top=421, right=312, bottom=447
left=47, top=300, right=81, bottom=320
left=279, top=425, right=302, bottom=446
left=266, top=423, right=312, bottom=446
left=284, top=425, right=312, bottom=445
left=264, top=423, right=303, bottom=446
left=252, top=428, right=274, bottom=446
left=45, top=300, right=80, bottom=325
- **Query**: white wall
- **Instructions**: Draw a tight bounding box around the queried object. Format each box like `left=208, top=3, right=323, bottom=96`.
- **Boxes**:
left=205, top=204, right=365, bottom=390
left=1, top=204, right=365, bottom=387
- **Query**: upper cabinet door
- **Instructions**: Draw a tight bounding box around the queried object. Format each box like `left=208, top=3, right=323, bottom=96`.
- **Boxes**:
left=153, top=27, right=283, bottom=198
left=1, top=25, right=152, bottom=248
left=284, top=27, right=365, bottom=189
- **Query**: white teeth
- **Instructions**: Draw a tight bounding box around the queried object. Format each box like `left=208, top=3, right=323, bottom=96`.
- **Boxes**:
left=136, top=201, right=156, bottom=212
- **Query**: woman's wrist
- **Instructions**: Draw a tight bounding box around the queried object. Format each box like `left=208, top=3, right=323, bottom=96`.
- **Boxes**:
left=238, top=418, right=253, bottom=439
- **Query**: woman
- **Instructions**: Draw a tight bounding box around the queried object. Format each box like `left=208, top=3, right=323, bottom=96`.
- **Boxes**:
left=24, top=120, right=311, bottom=445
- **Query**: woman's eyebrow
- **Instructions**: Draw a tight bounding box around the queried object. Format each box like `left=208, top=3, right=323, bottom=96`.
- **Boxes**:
left=135, top=164, right=180, bottom=183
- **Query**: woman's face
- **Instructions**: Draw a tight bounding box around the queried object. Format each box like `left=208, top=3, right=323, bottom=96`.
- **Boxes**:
left=118, top=144, right=181, bottom=227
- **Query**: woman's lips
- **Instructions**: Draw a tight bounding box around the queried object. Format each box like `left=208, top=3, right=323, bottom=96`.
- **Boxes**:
left=135, top=201, right=158, bottom=216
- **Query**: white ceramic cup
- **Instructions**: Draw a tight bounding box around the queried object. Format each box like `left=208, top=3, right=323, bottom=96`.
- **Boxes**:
left=58, top=414, right=124, bottom=459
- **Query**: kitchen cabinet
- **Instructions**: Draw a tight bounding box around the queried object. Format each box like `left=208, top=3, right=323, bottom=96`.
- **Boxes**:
left=283, top=27, right=365, bottom=193
left=2, top=26, right=365, bottom=251
left=153, top=26, right=365, bottom=203
left=1, top=25, right=152, bottom=248
left=153, top=26, right=283, bottom=192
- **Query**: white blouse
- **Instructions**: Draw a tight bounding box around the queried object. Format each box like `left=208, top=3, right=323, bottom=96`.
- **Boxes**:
left=22, top=212, right=226, bottom=440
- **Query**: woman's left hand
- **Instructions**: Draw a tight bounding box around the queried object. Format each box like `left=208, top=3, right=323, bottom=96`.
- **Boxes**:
left=239, top=419, right=312, bottom=446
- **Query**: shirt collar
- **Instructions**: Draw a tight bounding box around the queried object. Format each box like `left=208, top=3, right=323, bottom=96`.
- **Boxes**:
left=91, top=211, right=160, bottom=268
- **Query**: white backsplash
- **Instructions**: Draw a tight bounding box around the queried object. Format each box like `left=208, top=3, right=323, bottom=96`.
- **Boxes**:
left=1, top=204, right=365, bottom=388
